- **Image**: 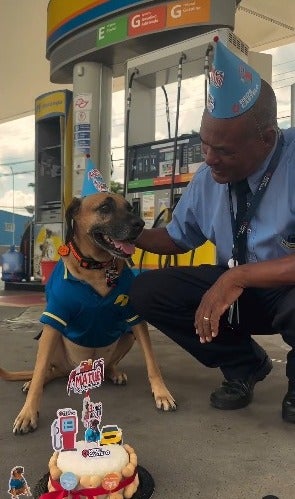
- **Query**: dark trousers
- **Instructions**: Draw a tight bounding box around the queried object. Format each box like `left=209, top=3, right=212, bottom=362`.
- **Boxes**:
left=130, top=265, right=295, bottom=381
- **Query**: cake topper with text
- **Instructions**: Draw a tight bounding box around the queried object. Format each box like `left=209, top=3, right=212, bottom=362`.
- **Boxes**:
left=67, top=358, right=104, bottom=395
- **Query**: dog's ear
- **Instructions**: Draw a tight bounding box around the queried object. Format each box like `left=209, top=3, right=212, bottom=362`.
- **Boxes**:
left=65, top=197, right=82, bottom=243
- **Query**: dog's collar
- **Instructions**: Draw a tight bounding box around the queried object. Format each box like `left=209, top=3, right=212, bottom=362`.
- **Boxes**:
left=59, top=241, right=113, bottom=270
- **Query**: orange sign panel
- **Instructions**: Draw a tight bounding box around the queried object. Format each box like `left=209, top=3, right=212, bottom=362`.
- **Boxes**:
left=166, top=0, right=210, bottom=27
left=128, top=5, right=167, bottom=36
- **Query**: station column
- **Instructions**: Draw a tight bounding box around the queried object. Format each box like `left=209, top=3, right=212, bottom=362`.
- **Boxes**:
left=72, top=62, right=113, bottom=196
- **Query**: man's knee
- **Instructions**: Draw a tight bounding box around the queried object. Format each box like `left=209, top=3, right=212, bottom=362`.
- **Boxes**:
left=130, top=271, right=155, bottom=313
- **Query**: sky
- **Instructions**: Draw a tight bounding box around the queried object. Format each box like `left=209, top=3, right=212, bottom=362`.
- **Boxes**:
left=0, top=42, right=294, bottom=216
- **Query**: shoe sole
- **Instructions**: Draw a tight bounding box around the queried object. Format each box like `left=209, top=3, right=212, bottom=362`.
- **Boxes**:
left=210, top=357, right=273, bottom=410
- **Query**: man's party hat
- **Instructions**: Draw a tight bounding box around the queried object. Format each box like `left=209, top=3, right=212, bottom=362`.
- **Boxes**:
left=207, top=36, right=261, bottom=118
left=81, top=156, right=109, bottom=197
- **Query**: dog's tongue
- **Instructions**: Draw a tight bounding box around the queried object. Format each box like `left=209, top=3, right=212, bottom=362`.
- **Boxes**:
left=113, top=240, right=135, bottom=255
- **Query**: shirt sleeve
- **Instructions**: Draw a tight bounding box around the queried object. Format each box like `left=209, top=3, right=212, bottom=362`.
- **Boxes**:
left=166, top=172, right=207, bottom=250
left=40, top=283, right=74, bottom=333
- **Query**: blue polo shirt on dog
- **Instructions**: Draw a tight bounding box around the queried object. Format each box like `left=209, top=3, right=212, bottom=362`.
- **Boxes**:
left=40, top=260, right=142, bottom=347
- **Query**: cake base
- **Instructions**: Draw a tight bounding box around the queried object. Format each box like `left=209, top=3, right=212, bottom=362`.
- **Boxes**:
left=33, top=466, right=155, bottom=499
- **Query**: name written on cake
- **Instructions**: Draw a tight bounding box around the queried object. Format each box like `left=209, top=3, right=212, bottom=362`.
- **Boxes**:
left=67, top=358, right=105, bottom=395
left=81, top=447, right=111, bottom=458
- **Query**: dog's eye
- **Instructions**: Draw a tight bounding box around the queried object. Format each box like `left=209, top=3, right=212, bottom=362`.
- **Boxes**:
left=98, top=204, right=111, bottom=214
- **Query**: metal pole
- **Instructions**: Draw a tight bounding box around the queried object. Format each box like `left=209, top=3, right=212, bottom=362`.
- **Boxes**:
left=291, top=83, right=295, bottom=127
left=9, top=166, right=15, bottom=246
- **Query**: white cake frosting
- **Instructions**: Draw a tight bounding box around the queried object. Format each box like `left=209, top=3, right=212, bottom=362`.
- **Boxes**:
left=48, top=442, right=139, bottom=498
left=57, top=441, right=129, bottom=477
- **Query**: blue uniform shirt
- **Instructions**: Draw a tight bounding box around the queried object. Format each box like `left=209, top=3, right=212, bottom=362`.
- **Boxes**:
left=40, top=260, right=141, bottom=347
left=167, top=128, right=295, bottom=266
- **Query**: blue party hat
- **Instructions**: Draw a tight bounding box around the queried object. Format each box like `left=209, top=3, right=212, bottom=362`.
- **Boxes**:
left=81, top=156, right=109, bottom=196
left=207, top=36, right=261, bottom=118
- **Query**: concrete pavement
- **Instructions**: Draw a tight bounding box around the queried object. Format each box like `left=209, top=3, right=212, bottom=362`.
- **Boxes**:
left=0, top=285, right=294, bottom=498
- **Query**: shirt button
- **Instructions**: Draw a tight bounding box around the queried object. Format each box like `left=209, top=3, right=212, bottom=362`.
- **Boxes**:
left=247, top=228, right=251, bottom=234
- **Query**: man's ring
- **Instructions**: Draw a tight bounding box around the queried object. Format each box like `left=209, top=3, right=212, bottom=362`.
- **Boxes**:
left=203, top=316, right=210, bottom=321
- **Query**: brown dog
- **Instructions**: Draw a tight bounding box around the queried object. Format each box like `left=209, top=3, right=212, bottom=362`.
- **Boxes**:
left=0, top=192, right=176, bottom=434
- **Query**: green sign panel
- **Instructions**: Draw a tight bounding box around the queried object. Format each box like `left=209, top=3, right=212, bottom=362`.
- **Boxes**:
left=96, top=15, right=128, bottom=48
left=128, top=179, right=154, bottom=189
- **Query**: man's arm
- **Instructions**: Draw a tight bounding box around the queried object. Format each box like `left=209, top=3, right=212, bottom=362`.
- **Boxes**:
left=196, top=255, right=295, bottom=343
left=135, top=227, right=187, bottom=255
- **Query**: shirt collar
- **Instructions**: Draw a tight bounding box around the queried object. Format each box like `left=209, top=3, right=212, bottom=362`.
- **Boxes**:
left=247, top=131, right=280, bottom=193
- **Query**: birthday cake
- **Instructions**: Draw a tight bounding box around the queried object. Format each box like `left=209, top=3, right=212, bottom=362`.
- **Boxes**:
left=47, top=442, right=139, bottom=498
left=42, top=359, right=139, bottom=498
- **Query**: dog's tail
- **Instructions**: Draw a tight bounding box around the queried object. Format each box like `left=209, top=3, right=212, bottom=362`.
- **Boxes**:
left=0, top=367, right=33, bottom=381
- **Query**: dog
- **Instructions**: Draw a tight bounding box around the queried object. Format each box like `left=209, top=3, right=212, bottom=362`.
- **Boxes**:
left=0, top=191, right=176, bottom=434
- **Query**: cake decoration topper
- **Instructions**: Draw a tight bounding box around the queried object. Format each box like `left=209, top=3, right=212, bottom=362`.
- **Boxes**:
left=8, top=466, right=31, bottom=499
left=51, top=408, right=78, bottom=452
left=67, top=358, right=104, bottom=395
left=101, top=472, right=121, bottom=492
left=81, top=395, right=102, bottom=429
left=59, top=472, right=78, bottom=491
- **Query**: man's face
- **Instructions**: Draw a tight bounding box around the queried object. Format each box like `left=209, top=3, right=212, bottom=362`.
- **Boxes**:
left=199, top=111, right=270, bottom=184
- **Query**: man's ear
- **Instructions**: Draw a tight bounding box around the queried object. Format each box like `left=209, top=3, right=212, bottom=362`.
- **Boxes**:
left=262, top=127, right=277, bottom=150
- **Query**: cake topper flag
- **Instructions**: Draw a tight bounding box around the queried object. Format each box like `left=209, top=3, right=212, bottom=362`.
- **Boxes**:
left=207, top=36, right=261, bottom=118
left=67, top=358, right=105, bottom=395
left=81, top=156, right=109, bottom=197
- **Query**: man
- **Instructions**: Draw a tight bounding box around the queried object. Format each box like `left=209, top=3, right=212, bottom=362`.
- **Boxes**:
left=130, top=37, right=295, bottom=423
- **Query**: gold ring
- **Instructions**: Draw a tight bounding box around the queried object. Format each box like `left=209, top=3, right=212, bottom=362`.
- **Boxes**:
left=203, top=316, right=210, bottom=321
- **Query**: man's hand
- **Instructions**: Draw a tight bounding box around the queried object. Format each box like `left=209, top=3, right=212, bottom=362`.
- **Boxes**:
left=195, top=268, right=245, bottom=343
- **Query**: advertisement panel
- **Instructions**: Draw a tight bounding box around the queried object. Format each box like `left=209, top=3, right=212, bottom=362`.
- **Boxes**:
left=47, top=0, right=155, bottom=50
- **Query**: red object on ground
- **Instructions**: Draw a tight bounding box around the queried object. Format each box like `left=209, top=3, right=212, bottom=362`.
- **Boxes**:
left=41, top=261, right=57, bottom=285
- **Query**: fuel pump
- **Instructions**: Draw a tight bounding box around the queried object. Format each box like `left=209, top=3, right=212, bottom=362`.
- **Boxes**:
left=124, top=28, right=259, bottom=273
left=51, top=408, right=78, bottom=452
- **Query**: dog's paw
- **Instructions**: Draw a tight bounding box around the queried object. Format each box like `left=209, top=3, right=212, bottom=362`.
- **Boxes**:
left=105, top=367, right=128, bottom=385
left=13, top=408, right=39, bottom=435
left=153, top=389, right=177, bottom=412
left=150, top=378, right=177, bottom=411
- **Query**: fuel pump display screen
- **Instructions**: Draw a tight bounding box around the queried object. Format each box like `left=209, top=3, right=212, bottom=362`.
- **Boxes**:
left=61, top=417, right=76, bottom=432
left=127, top=133, right=202, bottom=191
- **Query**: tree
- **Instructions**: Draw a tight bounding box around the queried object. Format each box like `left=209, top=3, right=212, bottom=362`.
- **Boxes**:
left=110, top=181, right=124, bottom=194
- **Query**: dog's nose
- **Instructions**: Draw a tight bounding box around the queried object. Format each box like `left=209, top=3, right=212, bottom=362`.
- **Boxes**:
left=132, top=218, right=145, bottom=230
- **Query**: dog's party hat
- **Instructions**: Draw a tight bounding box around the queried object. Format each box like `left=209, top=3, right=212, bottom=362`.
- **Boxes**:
left=207, top=36, right=261, bottom=118
left=81, top=156, right=109, bottom=197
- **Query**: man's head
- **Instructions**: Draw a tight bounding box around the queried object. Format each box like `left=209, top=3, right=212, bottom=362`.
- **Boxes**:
left=200, top=37, right=279, bottom=184
left=201, top=76, right=278, bottom=183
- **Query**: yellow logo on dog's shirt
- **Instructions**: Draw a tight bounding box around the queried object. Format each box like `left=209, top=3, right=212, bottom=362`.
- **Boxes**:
left=114, top=294, right=129, bottom=307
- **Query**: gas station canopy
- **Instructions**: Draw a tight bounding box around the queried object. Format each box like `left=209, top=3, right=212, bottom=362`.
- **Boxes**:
left=0, top=0, right=294, bottom=124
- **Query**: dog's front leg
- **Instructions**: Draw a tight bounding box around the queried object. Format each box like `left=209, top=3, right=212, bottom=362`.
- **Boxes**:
left=13, top=325, right=61, bottom=434
left=132, top=322, right=177, bottom=411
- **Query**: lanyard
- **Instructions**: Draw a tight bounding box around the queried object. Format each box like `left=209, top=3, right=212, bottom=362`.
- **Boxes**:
left=227, top=130, right=284, bottom=326
left=228, top=130, right=284, bottom=266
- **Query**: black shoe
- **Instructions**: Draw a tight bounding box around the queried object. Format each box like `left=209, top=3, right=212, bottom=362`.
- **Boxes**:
left=210, top=356, right=273, bottom=410
left=282, top=386, right=295, bottom=423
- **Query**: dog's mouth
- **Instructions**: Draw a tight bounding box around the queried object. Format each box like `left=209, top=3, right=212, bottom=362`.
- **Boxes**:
left=91, top=231, right=136, bottom=258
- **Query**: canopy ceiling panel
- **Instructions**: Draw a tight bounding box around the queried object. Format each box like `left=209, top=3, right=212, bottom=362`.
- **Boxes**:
left=235, top=0, right=295, bottom=51
left=0, top=0, right=294, bottom=124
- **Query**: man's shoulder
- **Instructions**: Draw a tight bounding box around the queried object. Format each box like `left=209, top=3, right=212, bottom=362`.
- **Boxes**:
left=282, top=127, right=295, bottom=146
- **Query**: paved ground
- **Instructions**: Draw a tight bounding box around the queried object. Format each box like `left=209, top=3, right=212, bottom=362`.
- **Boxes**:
left=0, top=279, right=294, bottom=499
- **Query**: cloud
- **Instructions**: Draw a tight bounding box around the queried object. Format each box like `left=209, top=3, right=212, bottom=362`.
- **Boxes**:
left=0, top=115, right=35, bottom=163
